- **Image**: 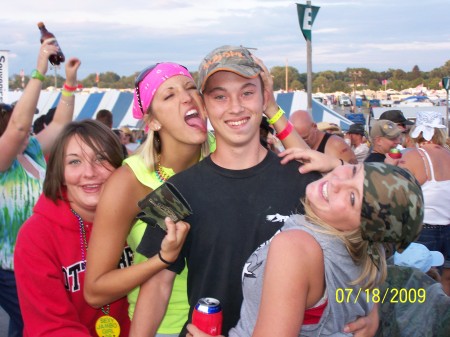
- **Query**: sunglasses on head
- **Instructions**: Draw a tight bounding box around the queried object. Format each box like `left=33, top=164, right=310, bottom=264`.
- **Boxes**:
left=135, top=64, right=159, bottom=116
left=134, top=63, right=189, bottom=115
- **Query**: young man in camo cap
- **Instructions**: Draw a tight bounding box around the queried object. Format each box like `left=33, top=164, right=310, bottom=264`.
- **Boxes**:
left=134, top=45, right=379, bottom=336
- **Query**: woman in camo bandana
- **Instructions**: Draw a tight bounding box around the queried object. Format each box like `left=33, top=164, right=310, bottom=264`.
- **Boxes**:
left=189, top=159, right=424, bottom=337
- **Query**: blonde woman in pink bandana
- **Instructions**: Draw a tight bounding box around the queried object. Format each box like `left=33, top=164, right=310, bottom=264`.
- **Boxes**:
left=84, top=60, right=295, bottom=337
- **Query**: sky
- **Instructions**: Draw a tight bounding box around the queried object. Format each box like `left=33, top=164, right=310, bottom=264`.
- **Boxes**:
left=1, top=0, right=450, bottom=80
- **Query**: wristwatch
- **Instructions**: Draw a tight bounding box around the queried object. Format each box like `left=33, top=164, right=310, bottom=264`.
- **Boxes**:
left=31, top=69, right=45, bottom=82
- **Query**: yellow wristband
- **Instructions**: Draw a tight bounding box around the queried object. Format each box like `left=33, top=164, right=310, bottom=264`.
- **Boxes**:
left=268, top=107, right=284, bottom=125
left=61, top=89, right=74, bottom=97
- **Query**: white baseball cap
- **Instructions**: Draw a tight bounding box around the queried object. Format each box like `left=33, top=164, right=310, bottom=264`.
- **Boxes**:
left=394, top=242, right=444, bottom=273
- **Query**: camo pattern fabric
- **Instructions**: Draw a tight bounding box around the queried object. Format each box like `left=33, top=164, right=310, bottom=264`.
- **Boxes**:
left=136, top=182, right=192, bottom=232
left=376, top=265, right=450, bottom=337
left=361, top=163, right=424, bottom=250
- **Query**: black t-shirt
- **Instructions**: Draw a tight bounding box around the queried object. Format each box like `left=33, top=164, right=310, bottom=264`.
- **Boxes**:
left=166, top=151, right=321, bottom=335
left=364, top=151, right=386, bottom=163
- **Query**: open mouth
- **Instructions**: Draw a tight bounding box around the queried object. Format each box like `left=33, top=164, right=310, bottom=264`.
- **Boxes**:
left=185, top=109, right=207, bottom=132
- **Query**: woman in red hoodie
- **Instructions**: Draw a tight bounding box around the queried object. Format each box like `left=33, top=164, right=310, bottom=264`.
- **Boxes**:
left=14, top=119, right=190, bottom=337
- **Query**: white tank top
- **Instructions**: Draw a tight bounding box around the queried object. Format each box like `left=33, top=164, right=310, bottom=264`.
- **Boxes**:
left=418, top=147, right=450, bottom=225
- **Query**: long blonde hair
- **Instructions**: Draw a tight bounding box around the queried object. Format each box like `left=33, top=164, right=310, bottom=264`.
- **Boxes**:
left=303, top=200, right=386, bottom=290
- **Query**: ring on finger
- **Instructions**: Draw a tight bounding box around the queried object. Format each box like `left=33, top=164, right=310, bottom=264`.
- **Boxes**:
left=43, top=49, right=48, bottom=54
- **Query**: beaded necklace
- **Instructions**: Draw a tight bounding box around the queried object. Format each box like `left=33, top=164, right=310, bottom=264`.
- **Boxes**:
left=155, top=162, right=173, bottom=182
left=71, top=209, right=110, bottom=315
left=71, top=209, right=121, bottom=336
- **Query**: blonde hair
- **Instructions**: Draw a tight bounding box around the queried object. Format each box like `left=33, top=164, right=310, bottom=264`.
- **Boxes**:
left=409, top=125, right=447, bottom=146
left=303, top=200, right=386, bottom=290
left=135, top=110, right=212, bottom=171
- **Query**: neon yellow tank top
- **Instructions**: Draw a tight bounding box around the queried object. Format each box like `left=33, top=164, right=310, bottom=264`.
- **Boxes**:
left=124, top=154, right=189, bottom=334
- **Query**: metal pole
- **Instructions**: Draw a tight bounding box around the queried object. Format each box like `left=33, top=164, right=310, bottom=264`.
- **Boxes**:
left=306, top=31, right=312, bottom=113
left=285, top=58, right=288, bottom=92
left=446, top=89, right=449, bottom=134
left=305, top=0, right=313, bottom=113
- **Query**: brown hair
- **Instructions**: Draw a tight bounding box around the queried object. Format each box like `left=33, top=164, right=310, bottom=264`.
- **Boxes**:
left=0, top=103, right=14, bottom=136
left=95, top=109, right=113, bottom=129
left=43, top=119, right=124, bottom=201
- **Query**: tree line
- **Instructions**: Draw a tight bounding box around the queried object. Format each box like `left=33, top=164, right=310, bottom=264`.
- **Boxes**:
left=8, top=60, right=450, bottom=93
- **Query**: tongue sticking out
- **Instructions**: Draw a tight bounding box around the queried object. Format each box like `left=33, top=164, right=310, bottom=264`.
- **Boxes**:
left=185, top=114, right=207, bottom=132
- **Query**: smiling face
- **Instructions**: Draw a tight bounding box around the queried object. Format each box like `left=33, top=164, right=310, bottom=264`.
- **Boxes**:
left=149, top=75, right=208, bottom=146
left=64, top=135, right=116, bottom=221
left=306, top=164, right=364, bottom=231
left=202, top=71, right=266, bottom=148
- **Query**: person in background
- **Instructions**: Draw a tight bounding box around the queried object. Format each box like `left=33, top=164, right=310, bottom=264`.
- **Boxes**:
left=316, top=121, right=343, bottom=137
left=290, top=109, right=357, bottom=164
left=379, top=109, right=413, bottom=150
left=397, top=110, right=450, bottom=296
left=187, top=160, right=424, bottom=337
left=394, top=242, right=444, bottom=277
left=32, top=107, right=57, bottom=135
left=345, top=123, right=370, bottom=163
left=120, top=126, right=140, bottom=154
left=364, top=120, right=401, bottom=163
left=96, top=109, right=129, bottom=158
left=95, top=108, right=113, bottom=129
left=132, top=45, right=377, bottom=337
left=0, top=40, right=80, bottom=337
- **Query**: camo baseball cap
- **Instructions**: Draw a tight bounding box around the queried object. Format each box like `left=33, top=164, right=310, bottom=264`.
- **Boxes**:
left=361, top=162, right=423, bottom=253
left=370, top=119, right=401, bottom=140
left=198, top=45, right=262, bottom=94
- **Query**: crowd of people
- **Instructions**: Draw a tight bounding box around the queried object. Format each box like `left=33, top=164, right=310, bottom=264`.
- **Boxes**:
left=0, top=37, right=449, bottom=337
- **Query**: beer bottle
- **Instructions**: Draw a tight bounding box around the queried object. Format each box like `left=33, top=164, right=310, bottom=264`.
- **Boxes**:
left=37, top=22, right=65, bottom=66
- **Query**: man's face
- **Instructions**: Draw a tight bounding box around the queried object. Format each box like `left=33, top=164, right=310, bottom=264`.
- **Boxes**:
left=375, top=136, right=400, bottom=153
left=202, top=71, right=266, bottom=148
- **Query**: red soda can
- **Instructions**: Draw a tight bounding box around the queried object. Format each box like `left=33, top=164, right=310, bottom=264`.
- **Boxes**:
left=192, top=297, right=223, bottom=336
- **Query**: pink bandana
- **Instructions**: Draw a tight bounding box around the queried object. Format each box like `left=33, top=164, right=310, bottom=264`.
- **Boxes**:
left=132, top=62, right=193, bottom=119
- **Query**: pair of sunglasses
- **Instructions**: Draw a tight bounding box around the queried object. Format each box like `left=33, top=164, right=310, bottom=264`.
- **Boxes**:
left=134, top=63, right=189, bottom=115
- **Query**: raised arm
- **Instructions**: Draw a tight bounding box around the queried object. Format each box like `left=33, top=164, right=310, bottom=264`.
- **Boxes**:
left=0, top=41, right=56, bottom=171
left=36, top=57, right=81, bottom=155
left=253, top=56, right=309, bottom=150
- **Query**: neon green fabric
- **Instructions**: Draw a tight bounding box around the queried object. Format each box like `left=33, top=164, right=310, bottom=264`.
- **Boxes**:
left=125, top=155, right=189, bottom=334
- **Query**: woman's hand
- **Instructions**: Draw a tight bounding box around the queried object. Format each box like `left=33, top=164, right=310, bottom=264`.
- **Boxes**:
left=37, top=40, right=59, bottom=75
left=159, top=217, right=190, bottom=263
left=186, top=323, right=224, bottom=337
left=64, top=57, right=81, bottom=87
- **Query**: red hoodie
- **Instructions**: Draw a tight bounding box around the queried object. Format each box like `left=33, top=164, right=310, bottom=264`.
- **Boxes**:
left=14, top=194, right=132, bottom=337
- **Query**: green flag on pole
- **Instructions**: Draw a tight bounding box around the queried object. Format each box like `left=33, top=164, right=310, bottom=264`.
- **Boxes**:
left=296, top=3, right=320, bottom=41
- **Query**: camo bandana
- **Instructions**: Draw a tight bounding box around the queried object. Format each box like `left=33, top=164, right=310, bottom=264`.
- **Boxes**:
left=361, top=163, right=424, bottom=268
